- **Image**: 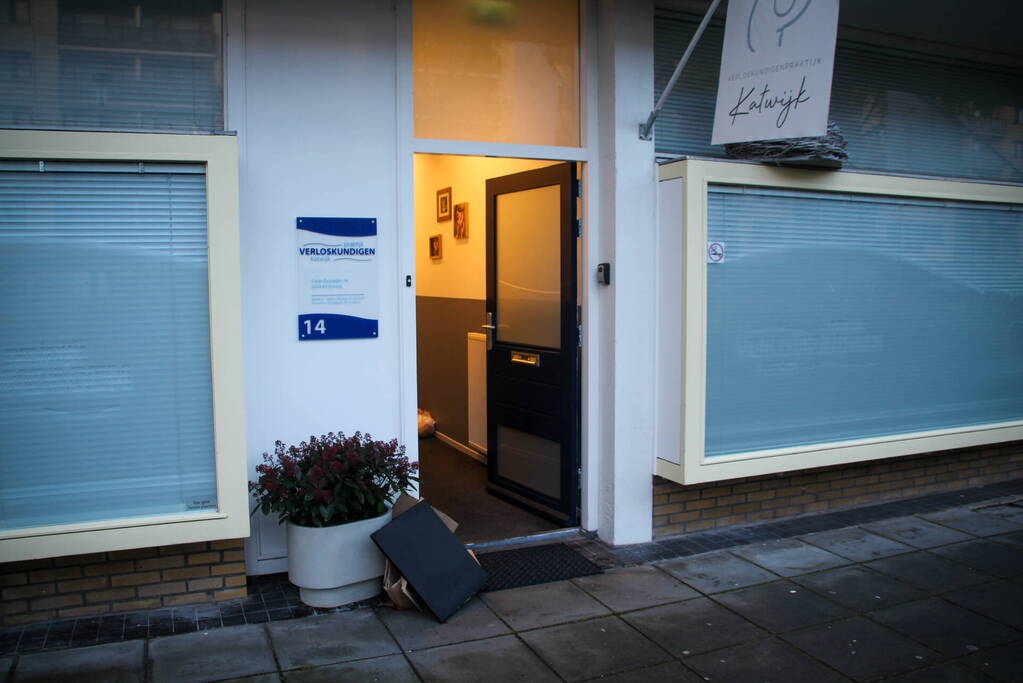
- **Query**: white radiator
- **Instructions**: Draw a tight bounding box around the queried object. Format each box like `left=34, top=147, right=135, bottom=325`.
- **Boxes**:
left=467, top=332, right=488, bottom=454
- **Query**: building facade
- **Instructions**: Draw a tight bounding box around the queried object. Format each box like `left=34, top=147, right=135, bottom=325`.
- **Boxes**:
left=1, top=0, right=1021, bottom=627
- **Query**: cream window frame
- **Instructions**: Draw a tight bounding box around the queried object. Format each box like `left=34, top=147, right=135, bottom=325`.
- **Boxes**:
left=0, top=129, right=248, bottom=561
left=656, top=159, right=1023, bottom=486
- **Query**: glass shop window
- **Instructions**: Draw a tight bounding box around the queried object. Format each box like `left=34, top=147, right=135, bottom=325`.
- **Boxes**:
left=654, top=11, right=1023, bottom=183
left=0, top=161, right=218, bottom=531
left=0, top=0, right=223, bottom=132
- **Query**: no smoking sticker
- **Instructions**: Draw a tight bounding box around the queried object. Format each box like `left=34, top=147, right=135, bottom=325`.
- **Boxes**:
left=707, top=241, right=726, bottom=263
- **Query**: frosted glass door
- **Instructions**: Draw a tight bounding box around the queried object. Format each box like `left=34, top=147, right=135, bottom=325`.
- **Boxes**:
left=485, top=163, right=579, bottom=525
left=496, top=184, right=562, bottom=348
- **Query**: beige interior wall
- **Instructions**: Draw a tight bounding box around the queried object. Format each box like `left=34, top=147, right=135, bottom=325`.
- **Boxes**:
left=414, top=154, right=556, bottom=300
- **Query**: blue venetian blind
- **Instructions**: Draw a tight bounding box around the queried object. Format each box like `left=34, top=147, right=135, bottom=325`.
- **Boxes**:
left=0, top=0, right=222, bottom=132
left=655, top=12, right=1023, bottom=183
left=705, top=185, right=1023, bottom=457
left=0, top=163, right=218, bottom=530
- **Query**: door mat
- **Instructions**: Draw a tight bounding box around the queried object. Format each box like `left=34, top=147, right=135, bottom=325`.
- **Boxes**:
left=477, top=544, right=602, bottom=593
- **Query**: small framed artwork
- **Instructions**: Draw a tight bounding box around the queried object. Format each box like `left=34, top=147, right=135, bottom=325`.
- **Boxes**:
left=453, top=202, right=468, bottom=239
left=436, top=187, right=452, bottom=222
left=429, top=233, right=443, bottom=260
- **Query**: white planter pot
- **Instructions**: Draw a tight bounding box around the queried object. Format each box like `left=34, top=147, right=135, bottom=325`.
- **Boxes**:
left=287, top=508, right=391, bottom=608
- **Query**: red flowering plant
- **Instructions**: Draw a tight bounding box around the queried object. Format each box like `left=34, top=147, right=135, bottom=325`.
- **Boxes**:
left=249, top=431, right=418, bottom=528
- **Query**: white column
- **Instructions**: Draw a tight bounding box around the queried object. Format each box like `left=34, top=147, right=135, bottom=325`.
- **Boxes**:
left=596, top=0, right=656, bottom=545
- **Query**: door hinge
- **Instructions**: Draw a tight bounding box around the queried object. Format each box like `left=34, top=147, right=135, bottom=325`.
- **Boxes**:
left=577, top=324, right=583, bottom=348
left=574, top=218, right=581, bottom=238
left=572, top=177, right=582, bottom=200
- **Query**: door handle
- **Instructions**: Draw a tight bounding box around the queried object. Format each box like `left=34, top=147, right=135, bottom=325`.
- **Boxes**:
left=482, top=312, right=495, bottom=350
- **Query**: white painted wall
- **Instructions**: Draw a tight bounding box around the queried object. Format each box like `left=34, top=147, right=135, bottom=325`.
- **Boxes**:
left=227, top=0, right=405, bottom=574
left=596, top=0, right=656, bottom=545
left=655, top=177, right=684, bottom=467
left=226, top=0, right=658, bottom=571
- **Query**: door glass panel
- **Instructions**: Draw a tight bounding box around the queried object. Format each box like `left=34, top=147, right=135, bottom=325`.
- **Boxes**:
left=496, top=426, right=560, bottom=499
left=413, top=0, right=580, bottom=146
left=496, top=184, right=561, bottom=348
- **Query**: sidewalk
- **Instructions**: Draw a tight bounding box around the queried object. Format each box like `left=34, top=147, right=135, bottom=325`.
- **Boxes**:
left=3, top=498, right=1022, bottom=682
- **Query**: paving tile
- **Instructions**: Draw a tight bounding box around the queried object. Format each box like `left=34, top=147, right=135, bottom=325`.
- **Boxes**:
left=149, top=624, right=276, bottom=682
left=800, top=526, right=916, bottom=561
left=16, top=626, right=47, bottom=653
left=882, top=661, right=998, bottom=682
left=864, top=516, right=973, bottom=549
left=684, top=637, right=847, bottom=683
left=944, top=580, right=1023, bottom=631
left=920, top=508, right=1023, bottom=536
left=730, top=538, right=851, bottom=577
left=791, top=565, right=926, bottom=612
left=621, top=597, right=765, bottom=657
left=870, top=597, right=1020, bottom=656
left=712, top=580, right=850, bottom=633
left=655, top=550, right=779, bottom=593
left=42, top=621, right=74, bottom=649
left=285, top=654, right=418, bottom=683
left=0, top=629, right=20, bottom=656
left=480, top=580, right=609, bottom=631
left=15, top=639, right=144, bottom=683
left=960, top=641, right=1023, bottom=683
left=407, top=634, right=560, bottom=683
left=519, top=615, right=670, bottom=682
left=866, top=551, right=993, bottom=593
left=71, top=618, right=100, bottom=647
left=571, top=565, right=699, bottom=612
left=990, top=530, right=1023, bottom=547
left=930, top=538, right=1023, bottom=578
left=147, top=611, right=174, bottom=637
left=580, top=661, right=704, bottom=682
left=979, top=504, right=1023, bottom=523
left=218, top=674, right=283, bottom=683
left=268, top=610, right=398, bottom=670
left=784, top=616, right=938, bottom=681
left=375, top=598, right=509, bottom=651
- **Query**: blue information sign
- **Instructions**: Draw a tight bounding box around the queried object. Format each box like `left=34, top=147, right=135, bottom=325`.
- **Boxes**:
left=296, top=217, right=378, bottom=340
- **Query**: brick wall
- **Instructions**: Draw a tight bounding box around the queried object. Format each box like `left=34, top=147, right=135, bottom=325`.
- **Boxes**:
left=653, top=441, right=1023, bottom=537
left=1, top=539, right=247, bottom=627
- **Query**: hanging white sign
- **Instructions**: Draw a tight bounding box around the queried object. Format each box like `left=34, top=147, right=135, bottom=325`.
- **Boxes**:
left=711, top=0, right=839, bottom=145
left=296, top=217, right=379, bottom=340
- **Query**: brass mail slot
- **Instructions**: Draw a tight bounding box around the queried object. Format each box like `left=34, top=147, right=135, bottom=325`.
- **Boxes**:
left=510, top=351, right=540, bottom=366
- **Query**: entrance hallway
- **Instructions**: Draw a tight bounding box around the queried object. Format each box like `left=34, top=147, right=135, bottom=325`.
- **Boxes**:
left=4, top=482, right=1021, bottom=681
left=418, top=437, right=557, bottom=544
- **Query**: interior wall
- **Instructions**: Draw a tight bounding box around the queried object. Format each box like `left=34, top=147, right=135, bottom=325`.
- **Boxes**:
left=414, top=154, right=555, bottom=446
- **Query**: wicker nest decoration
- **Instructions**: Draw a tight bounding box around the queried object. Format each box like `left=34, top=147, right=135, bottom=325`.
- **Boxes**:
left=724, top=120, right=848, bottom=168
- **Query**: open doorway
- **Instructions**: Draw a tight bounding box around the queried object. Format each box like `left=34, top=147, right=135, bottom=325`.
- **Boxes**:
left=414, top=153, right=580, bottom=543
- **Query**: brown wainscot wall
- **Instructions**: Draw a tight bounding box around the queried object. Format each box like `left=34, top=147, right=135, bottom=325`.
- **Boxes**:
left=653, top=441, right=1023, bottom=537
left=1, top=539, right=247, bottom=627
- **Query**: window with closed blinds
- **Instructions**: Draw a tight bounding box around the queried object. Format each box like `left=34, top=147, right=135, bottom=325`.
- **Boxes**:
left=0, top=163, right=218, bottom=530
left=0, top=0, right=222, bottom=132
left=654, top=12, right=1023, bottom=183
left=705, top=185, right=1023, bottom=457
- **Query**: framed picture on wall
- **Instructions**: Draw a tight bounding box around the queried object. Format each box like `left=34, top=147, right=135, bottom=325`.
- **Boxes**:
left=436, top=187, right=452, bottom=221
left=429, top=233, right=443, bottom=260
left=453, top=202, right=468, bottom=239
